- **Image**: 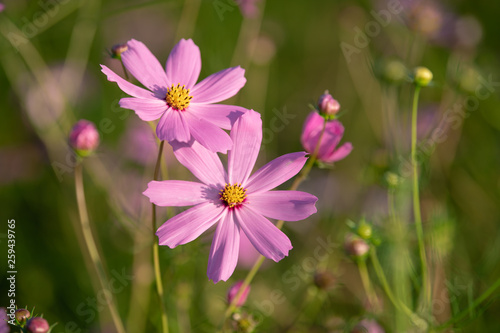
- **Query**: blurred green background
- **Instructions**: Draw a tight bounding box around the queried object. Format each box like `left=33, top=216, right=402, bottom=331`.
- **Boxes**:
left=1, top=0, right=500, bottom=332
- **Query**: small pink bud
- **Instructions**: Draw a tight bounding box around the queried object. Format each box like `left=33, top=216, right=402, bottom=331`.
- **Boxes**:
left=227, top=281, right=251, bottom=307
left=344, top=234, right=370, bottom=258
left=15, top=308, right=31, bottom=325
left=317, top=91, right=340, bottom=116
left=111, top=43, right=128, bottom=59
left=26, top=317, right=50, bottom=333
left=351, top=319, right=385, bottom=333
left=69, top=120, right=100, bottom=157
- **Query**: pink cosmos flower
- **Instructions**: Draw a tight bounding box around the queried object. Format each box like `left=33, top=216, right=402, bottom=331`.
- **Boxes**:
left=301, top=111, right=353, bottom=164
left=144, top=111, right=318, bottom=282
left=101, top=39, right=247, bottom=153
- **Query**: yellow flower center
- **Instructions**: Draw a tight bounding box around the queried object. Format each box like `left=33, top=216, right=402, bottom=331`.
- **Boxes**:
left=166, top=83, right=193, bottom=111
left=220, top=183, right=247, bottom=208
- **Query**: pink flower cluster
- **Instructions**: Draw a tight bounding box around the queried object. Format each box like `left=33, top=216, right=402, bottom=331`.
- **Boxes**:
left=101, top=39, right=351, bottom=282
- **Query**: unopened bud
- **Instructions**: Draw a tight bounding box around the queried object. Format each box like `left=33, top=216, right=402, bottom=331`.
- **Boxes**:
left=317, top=91, right=340, bottom=117
left=351, top=319, right=385, bottom=333
left=26, top=317, right=50, bottom=333
left=313, top=270, right=336, bottom=290
left=15, top=308, right=31, bottom=325
left=111, top=43, right=128, bottom=59
left=413, top=66, right=433, bottom=87
left=344, top=234, right=370, bottom=258
left=227, top=281, right=250, bottom=307
left=357, top=222, right=373, bottom=240
left=69, top=120, right=100, bottom=157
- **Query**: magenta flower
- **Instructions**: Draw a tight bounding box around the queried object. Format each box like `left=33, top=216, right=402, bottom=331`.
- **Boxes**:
left=144, top=111, right=318, bottom=282
left=101, top=39, right=247, bottom=153
left=301, top=111, right=353, bottom=164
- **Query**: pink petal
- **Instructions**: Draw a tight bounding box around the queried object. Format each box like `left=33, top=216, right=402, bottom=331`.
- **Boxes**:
left=165, top=39, right=201, bottom=90
left=245, top=152, right=308, bottom=194
left=122, top=39, right=170, bottom=92
left=156, top=202, right=225, bottom=247
left=101, top=65, right=155, bottom=99
left=228, top=110, right=262, bottom=185
left=247, top=191, right=317, bottom=221
left=156, top=109, right=191, bottom=142
left=191, top=66, right=246, bottom=104
left=119, top=97, right=166, bottom=121
left=300, top=111, right=324, bottom=153
left=172, top=140, right=227, bottom=187
left=323, top=142, right=353, bottom=162
left=207, top=212, right=241, bottom=283
left=184, top=112, right=233, bottom=153
left=317, top=120, right=344, bottom=158
left=235, top=207, right=292, bottom=262
left=144, top=180, right=215, bottom=207
left=189, top=103, right=247, bottom=130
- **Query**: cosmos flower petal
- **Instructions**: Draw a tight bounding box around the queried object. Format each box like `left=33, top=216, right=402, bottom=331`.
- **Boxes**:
left=300, top=111, right=324, bottom=153
left=247, top=191, right=318, bottom=221
left=245, top=152, right=308, bottom=193
left=228, top=110, right=262, bottom=185
left=122, top=39, right=170, bottom=91
left=101, top=65, right=155, bottom=99
left=189, top=103, right=247, bottom=130
left=207, top=212, right=241, bottom=283
left=171, top=140, right=227, bottom=187
left=144, top=180, right=213, bottom=206
left=119, top=97, right=167, bottom=121
left=156, top=202, right=225, bottom=247
left=156, top=109, right=191, bottom=142
left=235, top=207, right=292, bottom=262
left=318, top=120, right=345, bottom=158
left=185, top=112, right=233, bottom=153
left=191, top=66, right=246, bottom=104
left=323, top=142, right=353, bottom=162
left=165, top=39, right=201, bottom=89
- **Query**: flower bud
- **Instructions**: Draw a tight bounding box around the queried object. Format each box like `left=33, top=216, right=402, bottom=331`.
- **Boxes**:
left=313, top=270, right=336, bottom=291
left=351, top=319, right=385, bottom=333
left=111, top=43, right=128, bottom=59
left=227, top=281, right=250, bottom=307
left=413, top=66, right=433, bottom=87
left=15, top=308, right=31, bottom=325
left=344, top=234, right=370, bottom=258
left=26, top=317, right=50, bottom=333
left=69, top=120, right=100, bottom=157
left=317, top=91, right=340, bottom=117
left=357, top=222, right=373, bottom=240
left=0, top=3, right=5, bottom=12
left=384, top=172, right=400, bottom=189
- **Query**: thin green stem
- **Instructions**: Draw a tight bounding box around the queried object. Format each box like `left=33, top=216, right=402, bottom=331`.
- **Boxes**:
left=357, top=258, right=377, bottom=308
left=411, top=86, right=430, bottom=310
left=120, top=59, right=130, bottom=81
left=74, top=163, right=126, bottom=333
left=152, top=140, right=169, bottom=333
left=437, top=277, right=500, bottom=330
left=370, top=249, right=427, bottom=329
left=222, top=120, right=327, bottom=326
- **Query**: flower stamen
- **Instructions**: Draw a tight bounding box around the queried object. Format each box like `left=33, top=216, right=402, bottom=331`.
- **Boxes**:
left=220, top=183, right=247, bottom=208
left=166, top=83, right=193, bottom=111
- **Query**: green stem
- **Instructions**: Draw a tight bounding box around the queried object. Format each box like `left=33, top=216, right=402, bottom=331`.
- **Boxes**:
left=370, top=249, right=427, bottom=329
left=152, top=141, right=169, bottom=333
left=74, top=163, right=126, bottom=333
left=437, top=277, right=500, bottom=330
left=222, top=120, right=327, bottom=325
left=119, top=58, right=130, bottom=81
left=357, top=258, right=377, bottom=308
left=411, top=86, right=430, bottom=310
